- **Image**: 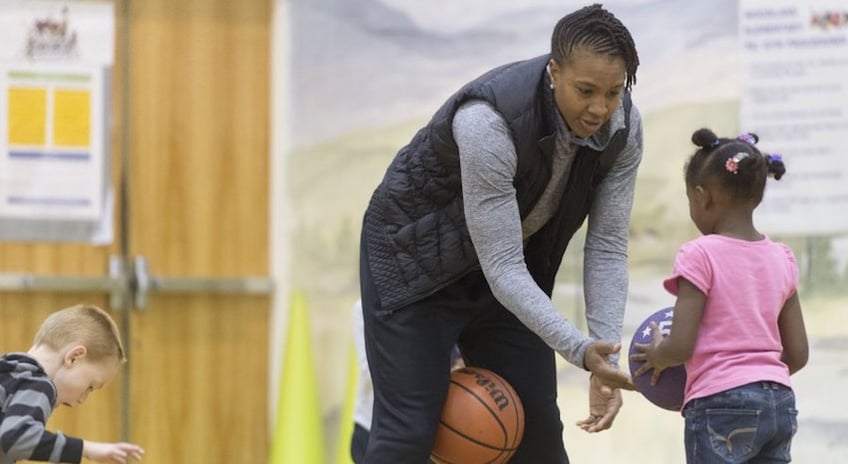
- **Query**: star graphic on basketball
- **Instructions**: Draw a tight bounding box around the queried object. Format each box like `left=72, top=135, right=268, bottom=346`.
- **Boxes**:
left=628, top=307, right=687, bottom=411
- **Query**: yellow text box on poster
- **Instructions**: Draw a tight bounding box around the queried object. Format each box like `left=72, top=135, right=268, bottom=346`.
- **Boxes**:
left=8, top=87, right=47, bottom=145
left=53, top=89, right=91, bottom=147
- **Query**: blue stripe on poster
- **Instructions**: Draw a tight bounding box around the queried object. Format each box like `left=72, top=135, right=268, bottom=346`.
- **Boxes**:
left=7, top=196, right=91, bottom=207
left=8, top=151, right=90, bottom=161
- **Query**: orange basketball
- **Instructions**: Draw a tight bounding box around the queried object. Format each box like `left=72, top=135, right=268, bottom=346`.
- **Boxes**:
left=431, top=367, right=525, bottom=464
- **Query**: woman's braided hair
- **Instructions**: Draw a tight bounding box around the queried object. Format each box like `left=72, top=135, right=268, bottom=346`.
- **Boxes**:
left=550, top=4, right=639, bottom=91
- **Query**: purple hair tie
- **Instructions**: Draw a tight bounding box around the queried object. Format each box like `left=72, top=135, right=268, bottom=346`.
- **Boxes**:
left=768, top=153, right=783, bottom=163
left=737, top=133, right=757, bottom=145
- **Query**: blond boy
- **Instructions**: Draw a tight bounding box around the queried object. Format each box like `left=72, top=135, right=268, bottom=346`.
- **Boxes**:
left=0, top=304, right=144, bottom=463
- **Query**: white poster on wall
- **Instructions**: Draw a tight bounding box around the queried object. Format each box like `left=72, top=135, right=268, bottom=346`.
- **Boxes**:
left=740, top=0, right=848, bottom=235
left=0, top=0, right=114, bottom=243
left=0, top=66, right=107, bottom=221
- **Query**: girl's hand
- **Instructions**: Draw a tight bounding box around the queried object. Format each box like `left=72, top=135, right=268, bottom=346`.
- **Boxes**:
left=630, top=321, right=667, bottom=385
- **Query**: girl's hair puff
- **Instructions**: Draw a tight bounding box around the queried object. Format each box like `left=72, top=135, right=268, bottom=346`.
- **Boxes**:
left=685, top=128, right=786, bottom=205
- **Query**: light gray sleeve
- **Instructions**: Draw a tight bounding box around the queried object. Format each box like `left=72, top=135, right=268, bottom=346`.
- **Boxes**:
left=583, top=105, right=643, bottom=365
left=0, top=384, right=81, bottom=462
left=454, top=100, right=592, bottom=368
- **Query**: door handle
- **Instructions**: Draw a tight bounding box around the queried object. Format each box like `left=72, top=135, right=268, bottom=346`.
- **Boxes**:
left=0, top=256, right=129, bottom=308
left=131, top=255, right=274, bottom=309
left=0, top=255, right=273, bottom=309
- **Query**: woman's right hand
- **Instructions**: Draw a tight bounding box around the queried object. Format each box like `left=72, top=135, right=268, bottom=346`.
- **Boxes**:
left=583, top=341, right=635, bottom=391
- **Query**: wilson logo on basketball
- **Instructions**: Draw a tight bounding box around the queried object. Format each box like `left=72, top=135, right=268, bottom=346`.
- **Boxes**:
left=467, top=371, right=510, bottom=411
left=432, top=367, right=525, bottom=463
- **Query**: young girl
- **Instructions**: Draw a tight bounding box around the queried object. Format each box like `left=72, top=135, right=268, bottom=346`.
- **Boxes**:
left=632, top=128, right=809, bottom=463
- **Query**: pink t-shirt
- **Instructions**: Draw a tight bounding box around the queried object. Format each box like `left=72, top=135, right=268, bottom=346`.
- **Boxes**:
left=663, top=235, right=798, bottom=407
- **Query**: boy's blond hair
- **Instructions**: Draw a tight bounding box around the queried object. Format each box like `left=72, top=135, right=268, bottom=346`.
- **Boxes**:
left=33, top=304, right=126, bottom=363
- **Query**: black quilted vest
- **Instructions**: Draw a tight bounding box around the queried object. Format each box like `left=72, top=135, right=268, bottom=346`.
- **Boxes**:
left=363, top=54, right=631, bottom=312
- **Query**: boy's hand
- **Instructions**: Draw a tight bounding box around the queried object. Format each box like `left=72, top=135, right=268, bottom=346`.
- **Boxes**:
left=83, top=441, right=145, bottom=464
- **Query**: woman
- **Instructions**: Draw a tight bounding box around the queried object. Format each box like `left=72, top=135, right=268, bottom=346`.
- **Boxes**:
left=359, top=4, right=642, bottom=462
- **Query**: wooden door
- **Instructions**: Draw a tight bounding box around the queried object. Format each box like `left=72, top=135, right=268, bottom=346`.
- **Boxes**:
left=0, top=1, right=271, bottom=462
left=123, top=0, right=271, bottom=462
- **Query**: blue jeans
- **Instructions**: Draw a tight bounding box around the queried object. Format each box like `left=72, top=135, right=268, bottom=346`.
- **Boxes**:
left=683, top=382, right=798, bottom=463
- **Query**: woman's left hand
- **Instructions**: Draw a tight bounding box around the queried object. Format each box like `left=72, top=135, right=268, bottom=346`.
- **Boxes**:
left=576, top=374, right=622, bottom=433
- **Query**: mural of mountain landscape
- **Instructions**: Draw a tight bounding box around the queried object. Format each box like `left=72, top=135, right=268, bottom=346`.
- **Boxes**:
left=289, top=0, right=738, bottom=147
left=285, top=1, right=847, bottom=461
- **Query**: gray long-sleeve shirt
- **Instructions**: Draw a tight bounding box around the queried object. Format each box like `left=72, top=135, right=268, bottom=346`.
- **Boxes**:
left=0, top=353, right=84, bottom=464
left=453, top=98, right=642, bottom=368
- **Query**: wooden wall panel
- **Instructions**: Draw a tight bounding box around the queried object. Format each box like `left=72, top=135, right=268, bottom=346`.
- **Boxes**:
left=127, top=0, right=269, bottom=277
left=124, top=0, right=272, bottom=462
left=128, top=295, right=269, bottom=462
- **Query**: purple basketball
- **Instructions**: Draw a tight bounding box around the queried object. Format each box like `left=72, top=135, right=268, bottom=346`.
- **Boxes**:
left=628, top=307, right=687, bottom=411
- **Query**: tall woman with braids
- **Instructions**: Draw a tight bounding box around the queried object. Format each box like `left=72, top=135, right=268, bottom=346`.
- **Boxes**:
left=632, top=129, right=808, bottom=463
left=358, top=5, right=641, bottom=462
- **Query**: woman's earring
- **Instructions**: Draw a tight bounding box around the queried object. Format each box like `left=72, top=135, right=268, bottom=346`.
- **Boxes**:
left=546, top=64, right=555, bottom=90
